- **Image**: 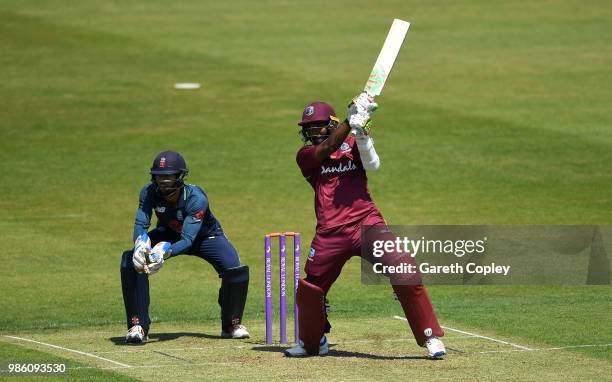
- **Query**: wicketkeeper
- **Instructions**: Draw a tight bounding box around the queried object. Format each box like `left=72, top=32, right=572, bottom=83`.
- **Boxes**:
left=285, top=93, right=446, bottom=358
left=120, top=151, right=250, bottom=343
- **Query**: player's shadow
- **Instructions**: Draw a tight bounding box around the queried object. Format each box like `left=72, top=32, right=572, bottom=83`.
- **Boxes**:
left=251, top=344, right=430, bottom=360
left=326, top=348, right=429, bottom=360
left=109, top=332, right=222, bottom=345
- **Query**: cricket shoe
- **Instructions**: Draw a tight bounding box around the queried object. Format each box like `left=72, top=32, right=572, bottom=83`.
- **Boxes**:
left=221, top=324, right=250, bottom=339
left=425, top=336, right=446, bottom=358
left=284, top=336, right=329, bottom=357
left=125, top=325, right=148, bottom=344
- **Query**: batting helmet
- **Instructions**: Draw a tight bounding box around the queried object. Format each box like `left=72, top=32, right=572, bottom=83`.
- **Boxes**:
left=298, top=101, right=337, bottom=126
left=298, top=101, right=340, bottom=144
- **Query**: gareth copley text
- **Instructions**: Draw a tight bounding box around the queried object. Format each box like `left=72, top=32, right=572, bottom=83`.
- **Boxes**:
left=373, top=262, right=511, bottom=276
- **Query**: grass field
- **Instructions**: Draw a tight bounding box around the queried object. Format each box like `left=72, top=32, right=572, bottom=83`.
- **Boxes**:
left=1, top=0, right=611, bottom=380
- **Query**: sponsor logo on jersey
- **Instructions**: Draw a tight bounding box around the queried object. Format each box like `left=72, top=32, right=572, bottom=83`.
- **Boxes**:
left=320, top=160, right=357, bottom=175
left=305, top=105, right=314, bottom=116
left=155, top=206, right=166, bottom=213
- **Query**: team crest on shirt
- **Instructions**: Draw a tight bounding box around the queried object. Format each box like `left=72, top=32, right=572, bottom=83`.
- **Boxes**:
left=308, top=247, right=316, bottom=261
left=305, top=105, right=314, bottom=116
left=169, top=219, right=182, bottom=232
left=156, top=206, right=166, bottom=213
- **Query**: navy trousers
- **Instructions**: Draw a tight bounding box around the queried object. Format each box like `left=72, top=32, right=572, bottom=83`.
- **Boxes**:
left=120, top=228, right=241, bottom=333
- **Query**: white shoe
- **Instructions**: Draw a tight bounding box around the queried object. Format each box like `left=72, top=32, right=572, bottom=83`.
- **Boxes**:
left=425, top=336, right=446, bottom=358
left=284, top=336, right=329, bottom=357
left=125, top=325, right=147, bottom=344
left=221, top=324, right=250, bottom=339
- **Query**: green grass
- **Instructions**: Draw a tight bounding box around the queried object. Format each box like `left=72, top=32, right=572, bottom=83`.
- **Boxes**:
left=2, top=319, right=611, bottom=382
left=0, top=341, right=138, bottom=381
left=1, top=0, right=611, bottom=380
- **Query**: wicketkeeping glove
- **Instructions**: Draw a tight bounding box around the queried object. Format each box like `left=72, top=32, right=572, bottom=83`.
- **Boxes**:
left=132, top=233, right=151, bottom=273
left=145, top=241, right=171, bottom=275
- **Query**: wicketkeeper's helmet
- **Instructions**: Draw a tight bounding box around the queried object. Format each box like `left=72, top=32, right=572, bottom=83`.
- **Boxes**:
left=150, top=151, right=189, bottom=197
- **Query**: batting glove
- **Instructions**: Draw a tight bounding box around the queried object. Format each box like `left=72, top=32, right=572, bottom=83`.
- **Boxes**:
left=354, top=121, right=374, bottom=142
left=348, top=92, right=377, bottom=135
left=348, top=112, right=373, bottom=133
left=146, top=241, right=171, bottom=275
left=350, top=92, right=379, bottom=114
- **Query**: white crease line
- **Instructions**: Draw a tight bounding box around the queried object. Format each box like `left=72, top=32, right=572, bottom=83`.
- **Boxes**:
left=71, top=361, right=241, bottom=370
left=94, top=347, right=208, bottom=354
left=393, top=316, right=533, bottom=351
left=441, top=326, right=533, bottom=351
left=2, top=335, right=131, bottom=368
left=93, top=344, right=252, bottom=354
left=477, top=343, right=612, bottom=354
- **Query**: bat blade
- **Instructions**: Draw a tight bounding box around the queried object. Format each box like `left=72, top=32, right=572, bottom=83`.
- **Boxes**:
left=364, top=19, right=410, bottom=97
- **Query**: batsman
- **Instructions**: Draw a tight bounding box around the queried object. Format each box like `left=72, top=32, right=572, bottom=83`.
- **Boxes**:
left=285, top=94, right=446, bottom=358
left=120, top=151, right=250, bottom=343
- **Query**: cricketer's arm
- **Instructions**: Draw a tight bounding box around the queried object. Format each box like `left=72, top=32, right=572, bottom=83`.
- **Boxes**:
left=133, top=185, right=154, bottom=242
left=313, top=119, right=352, bottom=163
left=356, top=134, right=380, bottom=171
left=166, top=194, right=207, bottom=257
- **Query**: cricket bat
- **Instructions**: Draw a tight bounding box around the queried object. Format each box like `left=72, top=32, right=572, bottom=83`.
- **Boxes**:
left=364, top=19, right=411, bottom=97
left=350, top=19, right=410, bottom=135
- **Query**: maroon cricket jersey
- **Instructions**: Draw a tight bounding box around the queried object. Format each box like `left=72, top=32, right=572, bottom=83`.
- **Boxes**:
left=296, top=135, right=379, bottom=230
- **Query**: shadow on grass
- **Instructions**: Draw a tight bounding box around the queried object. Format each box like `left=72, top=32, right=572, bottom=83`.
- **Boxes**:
left=251, top=344, right=432, bottom=360
left=109, top=332, right=223, bottom=345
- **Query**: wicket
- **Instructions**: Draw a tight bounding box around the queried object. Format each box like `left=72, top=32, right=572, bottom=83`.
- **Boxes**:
left=265, top=232, right=300, bottom=344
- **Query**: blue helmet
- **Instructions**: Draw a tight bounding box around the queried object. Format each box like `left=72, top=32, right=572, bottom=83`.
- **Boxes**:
left=150, top=151, right=188, bottom=175
left=150, top=151, right=189, bottom=197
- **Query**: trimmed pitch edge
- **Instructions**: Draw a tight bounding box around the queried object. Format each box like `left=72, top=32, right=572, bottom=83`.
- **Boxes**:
left=393, top=315, right=533, bottom=350
left=2, top=335, right=131, bottom=368
left=477, top=343, right=612, bottom=354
